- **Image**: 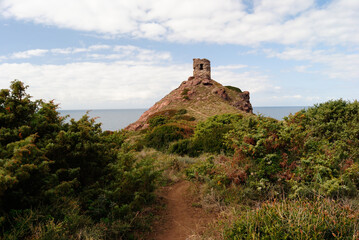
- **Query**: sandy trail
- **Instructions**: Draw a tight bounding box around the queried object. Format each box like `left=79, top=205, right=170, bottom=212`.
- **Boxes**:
left=149, top=181, right=214, bottom=240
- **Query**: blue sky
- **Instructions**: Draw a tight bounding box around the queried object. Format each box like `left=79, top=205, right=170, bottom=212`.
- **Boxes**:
left=0, top=0, right=358, bottom=109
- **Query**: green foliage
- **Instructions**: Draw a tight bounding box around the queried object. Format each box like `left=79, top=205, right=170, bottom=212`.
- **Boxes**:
left=225, top=115, right=284, bottom=181
left=225, top=198, right=359, bottom=239
left=0, top=134, right=52, bottom=208
left=147, top=109, right=194, bottom=127
left=147, top=109, right=179, bottom=121
left=225, top=85, right=242, bottom=93
left=181, top=88, right=190, bottom=96
left=182, top=88, right=190, bottom=100
left=177, top=109, right=187, bottom=115
left=0, top=80, right=37, bottom=129
left=148, top=115, right=168, bottom=128
left=169, top=139, right=201, bottom=157
left=144, top=125, right=186, bottom=150
left=170, top=114, right=242, bottom=156
left=2, top=80, right=358, bottom=239
left=0, top=80, right=159, bottom=239
left=184, top=100, right=359, bottom=201
left=143, top=108, right=196, bottom=151
left=174, top=115, right=196, bottom=121
left=194, top=114, right=243, bottom=151
left=186, top=157, right=216, bottom=182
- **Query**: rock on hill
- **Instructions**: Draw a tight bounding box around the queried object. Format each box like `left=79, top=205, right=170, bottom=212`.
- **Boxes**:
left=125, top=59, right=253, bottom=131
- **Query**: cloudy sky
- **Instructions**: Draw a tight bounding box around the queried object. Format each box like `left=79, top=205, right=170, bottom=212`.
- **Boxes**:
left=0, top=0, right=358, bottom=109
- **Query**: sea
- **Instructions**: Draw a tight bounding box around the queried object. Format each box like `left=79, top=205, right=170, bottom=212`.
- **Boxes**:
left=59, top=106, right=308, bottom=131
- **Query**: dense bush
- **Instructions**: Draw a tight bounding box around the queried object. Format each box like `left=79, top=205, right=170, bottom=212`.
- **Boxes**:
left=185, top=100, right=359, bottom=200
left=170, top=114, right=242, bottom=156
left=0, top=80, right=159, bottom=239
left=179, top=100, right=359, bottom=239
left=148, top=115, right=168, bottom=128
left=144, top=125, right=186, bottom=150
left=169, top=139, right=201, bottom=157
left=143, top=109, right=196, bottom=151
left=3, top=80, right=358, bottom=238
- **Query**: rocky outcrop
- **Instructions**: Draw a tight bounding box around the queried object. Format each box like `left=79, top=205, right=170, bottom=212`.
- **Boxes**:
left=212, top=87, right=229, bottom=101
left=126, top=79, right=252, bottom=131
left=125, top=59, right=253, bottom=131
left=235, top=91, right=253, bottom=113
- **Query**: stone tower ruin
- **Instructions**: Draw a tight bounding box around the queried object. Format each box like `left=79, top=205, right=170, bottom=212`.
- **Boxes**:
left=193, top=58, right=211, bottom=79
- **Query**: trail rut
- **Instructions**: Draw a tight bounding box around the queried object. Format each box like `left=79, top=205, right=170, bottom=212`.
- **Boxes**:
left=149, top=181, right=214, bottom=240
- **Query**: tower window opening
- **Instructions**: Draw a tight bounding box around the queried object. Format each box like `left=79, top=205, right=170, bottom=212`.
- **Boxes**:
left=199, top=64, right=203, bottom=70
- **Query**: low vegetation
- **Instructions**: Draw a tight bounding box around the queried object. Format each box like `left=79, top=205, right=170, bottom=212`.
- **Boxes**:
left=182, top=100, right=359, bottom=239
left=0, top=81, right=159, bottom=239
left=225, top=85, right=242, bottom=93
left=225, top=198, right=358, bottom=239
left=1, top=80, right=358, bottom=239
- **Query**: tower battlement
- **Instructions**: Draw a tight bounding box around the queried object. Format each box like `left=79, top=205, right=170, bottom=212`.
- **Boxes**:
left=193, top=58, right=211, bottom=79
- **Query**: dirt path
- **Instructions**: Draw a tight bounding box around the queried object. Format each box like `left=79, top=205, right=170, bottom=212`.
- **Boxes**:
left=187, top=107, right=209, bottom=118
left=149, top=181, right=215, bottom=240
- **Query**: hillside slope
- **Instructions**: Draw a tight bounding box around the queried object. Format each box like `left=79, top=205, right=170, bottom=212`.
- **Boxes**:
left=126, top=59, right=253, bottom=131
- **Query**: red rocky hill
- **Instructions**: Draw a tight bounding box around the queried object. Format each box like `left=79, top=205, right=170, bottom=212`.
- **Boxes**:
left=125, top=59, right=253, bottom=131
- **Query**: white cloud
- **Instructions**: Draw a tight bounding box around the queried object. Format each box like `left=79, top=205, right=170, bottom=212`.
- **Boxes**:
left=6, top=45, right=111, bottom=59
left=1, top=0, right=358, bottom=46
left=1, top=47, right=345, bottom=108
left=88, top=45, right=111, bottom=51
left=137, top=23, right=167, bottom=39
left=267, top=47, right=359, bottom=80
left=1, top=44, right=172, bottom=63
left=11, top=49, right=48, bottom=59
left=51, top=48, right=73, bottom=54
left=214, top=64, right=248, bottom=70
left=0, top=60, right=281, bottom=108
left=294, top=65, right=312, bottom=73
left=0, top=44, right=278, bottom=109
left=272, top=95, right=303, bottom=100
left=212, top=68, right=278, bottom=95
left=0, top=61, right=189, bottom=109
left=0, top=61, right=270, bottom=108
left=268, top=95, right=322, bottom=106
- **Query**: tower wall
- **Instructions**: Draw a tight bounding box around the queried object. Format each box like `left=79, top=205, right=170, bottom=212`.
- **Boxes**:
left=193, top=58, right=211, bottom=79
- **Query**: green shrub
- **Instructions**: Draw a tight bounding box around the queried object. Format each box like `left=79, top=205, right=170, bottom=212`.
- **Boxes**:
left=181, top=88, right=189, bottom=96
left=147, top=109, right=178, bottom=119
left=174, top=115, right=195, bottom=121
left=225, top=85, right=242, bottom=93
left=0, top=80, right=160, bottom=239
left=186, top=157, right=216, bottom=182
left=169, top=139, right=201, bottom=157
left=170, top=114, right=243, bottom=156
left=176, top=109, right=187, bottom=115
left=148, top=115, right=168, bottom=128
left=182, top=88, right=190, bottom=100
left=225, top=198, right=359, bottom=239
left=183, top=100, right=359, bottom=202
left=144, top=125, right=186, bottom=150
left=147, top=109, right=194, bottom=126
left=220, top=100, right=359, bottom=199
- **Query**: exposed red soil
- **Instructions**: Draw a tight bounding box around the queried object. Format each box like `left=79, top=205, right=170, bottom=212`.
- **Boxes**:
left=148, top=181, right=216, bottom=240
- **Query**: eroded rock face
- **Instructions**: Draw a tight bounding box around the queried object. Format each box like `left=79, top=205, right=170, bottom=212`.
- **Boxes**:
left=212, top=88, right=229, bottom=101
left=233, top=91, right=253, bottom=113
